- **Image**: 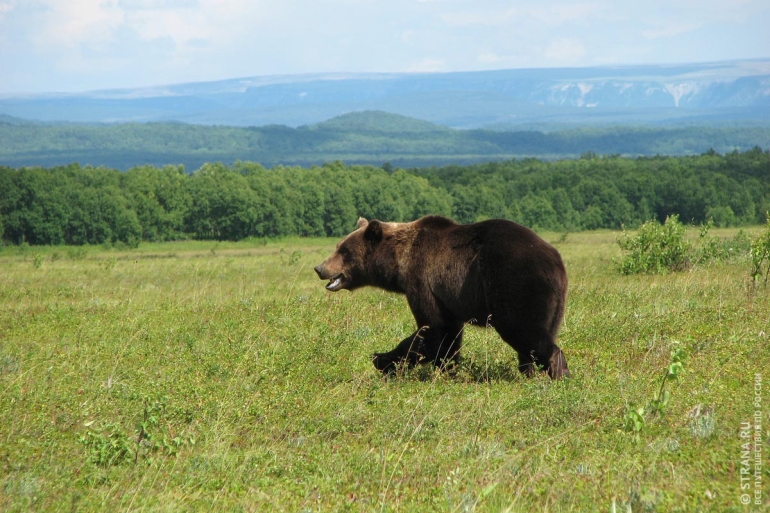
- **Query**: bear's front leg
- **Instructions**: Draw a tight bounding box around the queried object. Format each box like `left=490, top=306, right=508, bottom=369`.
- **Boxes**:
left=372, top=330, right=426, bottom=374
left=372, top=325, right=464, bottom=374
left=425, top=325, right=464, bottom=370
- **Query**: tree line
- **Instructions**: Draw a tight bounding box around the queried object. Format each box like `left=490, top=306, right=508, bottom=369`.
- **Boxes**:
left=0, top=148, right=768, bottom=246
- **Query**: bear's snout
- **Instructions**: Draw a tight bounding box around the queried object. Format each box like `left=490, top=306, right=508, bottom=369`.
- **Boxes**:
left=315, top=261, right=346, bottom=291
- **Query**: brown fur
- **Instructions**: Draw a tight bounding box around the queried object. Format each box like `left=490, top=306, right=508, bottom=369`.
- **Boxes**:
left=314, top=215, right=569, bottom=378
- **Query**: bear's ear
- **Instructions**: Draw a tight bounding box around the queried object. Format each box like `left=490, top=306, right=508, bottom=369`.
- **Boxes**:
left=357, top=217, right=369, bottom=229
left=364, top=220, right=383, bottom=243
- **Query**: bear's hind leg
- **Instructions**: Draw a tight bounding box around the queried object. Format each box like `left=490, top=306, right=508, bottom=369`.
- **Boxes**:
left=515, top=344, right=569, bottom=378
left=547, top=346, right=569, bottom=379
left=497, top=325, right=569, bottom=379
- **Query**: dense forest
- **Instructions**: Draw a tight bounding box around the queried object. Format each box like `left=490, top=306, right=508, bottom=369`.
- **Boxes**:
left=1, top=148, right=768, bottom=246
left=1, top=111, right=769, bottom=170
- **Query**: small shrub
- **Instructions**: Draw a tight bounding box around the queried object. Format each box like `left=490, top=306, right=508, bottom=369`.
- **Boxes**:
left=625, top=488, right=664, bottom=513
left=78, top=396, right=194, bottom=468
left=623, top=404, right=646, bottom=435
left=693, top=220, right=751, bottom=265
left=750, top=215, right=770, bottom=286
left=688, top=404, right=716, bottom=439
left=79, top=423, right=135, bottom=467
left=68, top=246, right=88, bottom=260
left=616, top=215, right=690, bottom=275
left=101, top=256, right=118, bottom=271
left=279, top=248, right=303, bottom=266
left=648, top=343, right=685, bottom=416
left=623, top=342, right=685, bottom=437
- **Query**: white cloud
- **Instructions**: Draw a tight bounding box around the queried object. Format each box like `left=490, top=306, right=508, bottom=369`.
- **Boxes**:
left=642, top=22, right=698, bottom=39
left=407, top=58, right=446, bottom=72
left=118, top=0, right=199, bottom=8
left=27, top=0, right=285, bottom=52
left=439, top=2, right=603, bottom=28
left=34, top=0, right=123, bottom=49
left=544, top=38, right=586, bottom=63
left=439, top=9, right=514, bottom=27
left=551, top=2, right=603, bottom=22
left=478, top=52, right=507, bottom=64
left=476, top=51, right=530, bottom=67
left=0, top=0, right=16, bottom=14
left=526, top=2, right=604, bottom=27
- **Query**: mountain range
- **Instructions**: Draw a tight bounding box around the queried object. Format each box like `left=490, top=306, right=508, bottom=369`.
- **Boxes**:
left=1, top=59, right=769, bottom=129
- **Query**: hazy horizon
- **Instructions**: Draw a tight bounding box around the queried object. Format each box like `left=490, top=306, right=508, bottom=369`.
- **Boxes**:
left=1, top=0, right=768, bottom=95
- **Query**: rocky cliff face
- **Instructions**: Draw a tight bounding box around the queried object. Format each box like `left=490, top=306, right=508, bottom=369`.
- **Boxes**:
left=537, top=75, right=770, bottom=108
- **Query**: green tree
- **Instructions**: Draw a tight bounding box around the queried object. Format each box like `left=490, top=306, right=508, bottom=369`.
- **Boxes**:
left=391, top=170, right=452, bottom=220
left=450, top=184, right=505, bottom=224
left=705, top=206, right=736, bottom=227
left=323, top=187, right=358, bottom=236
left=517, top=194, right=559, bottom=230
left=352, top=172, right=405, bottom=222
left=4, top=167, right=69, bottom=245
left=122, top=165, right=190, bottom=241
left=185, top=164, right=262, bottom=240
left=549, top=188, right=580, bottom=230
left=296, top=181, right=326, bottom=236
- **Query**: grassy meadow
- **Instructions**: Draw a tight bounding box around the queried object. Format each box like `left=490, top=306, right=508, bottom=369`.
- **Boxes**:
left=1, top=229, right=768, bottom=512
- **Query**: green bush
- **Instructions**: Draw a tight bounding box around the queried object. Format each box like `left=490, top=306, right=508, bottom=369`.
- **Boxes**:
left=78, top=423, right=135, bottom=467
left=616, top=215, right=690, bottom=275
left=616, top=216, right=754, bottom=275
left=693, top=220, right=751, bottom=265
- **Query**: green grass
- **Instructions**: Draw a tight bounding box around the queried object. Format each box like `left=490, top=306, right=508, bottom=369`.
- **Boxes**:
left=1, top=230, right=768, bottom=511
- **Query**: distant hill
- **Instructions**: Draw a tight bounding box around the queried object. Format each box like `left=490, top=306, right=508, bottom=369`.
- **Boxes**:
left=0, top=114, right=36, bottom=125
left=1, top=60, right=769, bottom=129
left=310, top=111, right=451, bottom=133
left=1, top=111, right=768, bottom=171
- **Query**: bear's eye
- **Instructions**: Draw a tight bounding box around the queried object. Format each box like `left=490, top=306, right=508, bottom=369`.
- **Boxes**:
left=338, top=247, right=352, bottom=262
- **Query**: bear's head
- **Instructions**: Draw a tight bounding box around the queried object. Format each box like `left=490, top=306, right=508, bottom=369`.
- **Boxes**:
left=314, top=217, right=386, bottom=292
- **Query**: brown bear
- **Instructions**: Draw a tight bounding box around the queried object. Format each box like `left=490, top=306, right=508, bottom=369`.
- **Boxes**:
left=314, top=216, right=569, bottom=378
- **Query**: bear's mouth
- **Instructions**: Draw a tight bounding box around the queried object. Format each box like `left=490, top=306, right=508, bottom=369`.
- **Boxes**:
left=326, top=274, right=345, bottom=291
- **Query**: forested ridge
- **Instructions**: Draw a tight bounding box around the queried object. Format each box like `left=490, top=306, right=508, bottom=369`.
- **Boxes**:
left=1, top=112, right=769, bottom=170
left=1, top=147, right=768, bottom=246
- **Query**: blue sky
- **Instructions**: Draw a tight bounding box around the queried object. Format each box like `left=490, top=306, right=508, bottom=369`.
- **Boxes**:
left=0, top=0, right=768, bottom=94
